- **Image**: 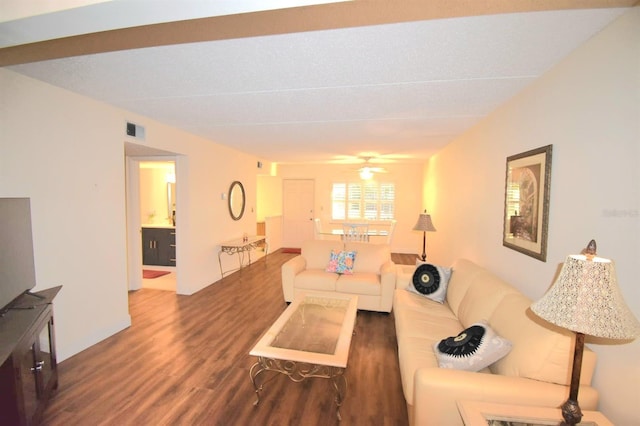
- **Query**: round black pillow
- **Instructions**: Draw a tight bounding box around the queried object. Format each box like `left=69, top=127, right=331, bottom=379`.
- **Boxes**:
left=437, top=325, right=486, bottom=358
left=412, top=263, right=441, bottom=295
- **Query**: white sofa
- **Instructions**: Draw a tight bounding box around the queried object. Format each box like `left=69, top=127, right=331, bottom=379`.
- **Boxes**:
left=281, top=239, right=396, bottom=312
left=394, top=259, right=598, bottom=426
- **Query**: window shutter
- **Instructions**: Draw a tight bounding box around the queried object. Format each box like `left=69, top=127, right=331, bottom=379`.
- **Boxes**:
left=379, top=183, right=395, bottom=220
left=331, top=181, right=395, bottom=221
left=347, top=183, right=362, bottom=219
left=332, top=183, right=347, bottom=220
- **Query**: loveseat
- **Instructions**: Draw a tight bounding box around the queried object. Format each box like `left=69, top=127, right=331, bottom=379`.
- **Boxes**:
left=394, top=258, right=598, bottom=425
left=281, top=239, right=396, bottom=312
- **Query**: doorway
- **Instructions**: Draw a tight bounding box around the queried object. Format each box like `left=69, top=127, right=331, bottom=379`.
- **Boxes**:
left=125, top=144, right=181, bottom=293
left=139, top=160, right=176, bottom=291
left=282, top=179, right=315, bottom=248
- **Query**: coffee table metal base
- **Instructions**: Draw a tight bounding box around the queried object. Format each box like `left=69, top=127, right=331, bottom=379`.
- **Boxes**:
left=250, top=356, right=347, bottom=421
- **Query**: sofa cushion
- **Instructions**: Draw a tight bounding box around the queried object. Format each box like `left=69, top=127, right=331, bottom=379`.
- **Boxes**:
left=326, top=249, right=356, bottom=275
left=396, top=334, right=439, bottom=406
left=301, top=240, right=343, bottom=270
left=393, top=289, right=464, bottom=405
left=294, top=270, right=338, bottom=292
left=406, top=263, right=452, bottom=303
left=344, top=242, right=390, bottom=274
left=336, top=273, right=381, bottom=296
left=456, top=268, right=519, bottom=328
left=434, top=320, right=512, bottom=372
left=394, top=290, right=462, bottom=342
left=446, top=259, right=485, bottom=315
left=488, top=293, right=596, bottom=386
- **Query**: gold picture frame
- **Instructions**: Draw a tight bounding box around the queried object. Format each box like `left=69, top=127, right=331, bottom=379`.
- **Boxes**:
left=503, top=145, right=552, bottom=261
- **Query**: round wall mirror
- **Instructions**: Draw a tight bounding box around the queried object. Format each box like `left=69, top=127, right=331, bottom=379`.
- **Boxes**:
left=228, top=181, right=245, bottom=221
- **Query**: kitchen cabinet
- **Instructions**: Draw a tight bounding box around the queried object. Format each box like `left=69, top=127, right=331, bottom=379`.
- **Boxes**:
left=142, top=227, right=176, bottom=266
left=0, top=286, right=61, bottom=426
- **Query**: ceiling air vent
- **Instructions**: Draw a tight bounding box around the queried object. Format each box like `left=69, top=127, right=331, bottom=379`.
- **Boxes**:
left=126, top=122, right=145, bottom=140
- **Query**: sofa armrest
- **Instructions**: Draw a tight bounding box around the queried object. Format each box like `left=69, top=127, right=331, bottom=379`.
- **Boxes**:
left=412, top=367, right=599, bottom=426
left=281, top=255, right=306, bottom=302
left=379, top=260, right=396, bottom=312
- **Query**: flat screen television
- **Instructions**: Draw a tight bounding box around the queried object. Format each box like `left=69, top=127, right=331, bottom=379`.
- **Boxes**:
left=0, top=197, right=37, bottom=314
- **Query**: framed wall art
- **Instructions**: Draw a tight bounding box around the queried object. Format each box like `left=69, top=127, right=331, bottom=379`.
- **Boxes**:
left=503, top=145, right=552, bottom=261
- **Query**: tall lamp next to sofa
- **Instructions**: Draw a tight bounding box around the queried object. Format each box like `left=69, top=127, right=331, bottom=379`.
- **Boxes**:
left=531, top=240, right=640, bottom=425
left=412, top=210, right=436, bottom=261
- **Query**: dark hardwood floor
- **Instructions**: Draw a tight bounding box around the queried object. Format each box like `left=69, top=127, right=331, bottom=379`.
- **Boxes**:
left=41, top=251, right=417, bottom=426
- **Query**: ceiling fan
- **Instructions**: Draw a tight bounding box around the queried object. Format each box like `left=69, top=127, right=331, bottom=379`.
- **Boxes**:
left=356, top=157, right=387, bottom=180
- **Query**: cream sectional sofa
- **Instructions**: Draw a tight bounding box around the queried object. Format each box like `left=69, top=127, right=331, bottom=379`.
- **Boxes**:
left=281, top=239, right=396, bottom=312
left=394, top=258, right=598, bottom=426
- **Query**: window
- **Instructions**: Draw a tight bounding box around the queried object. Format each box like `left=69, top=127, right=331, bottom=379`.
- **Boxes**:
left=332, top=182, right=395, bottom=220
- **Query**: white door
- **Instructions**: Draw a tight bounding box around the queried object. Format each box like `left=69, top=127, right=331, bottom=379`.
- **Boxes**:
left=282, top=179, right=315, bottom=248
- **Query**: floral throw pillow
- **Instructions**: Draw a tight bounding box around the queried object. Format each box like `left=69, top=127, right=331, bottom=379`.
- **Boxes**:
left=326, top=250, right=357, bottom=275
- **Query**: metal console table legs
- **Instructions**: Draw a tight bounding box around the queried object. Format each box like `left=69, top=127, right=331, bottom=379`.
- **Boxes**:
left=218, top=235, right=268, bottom=277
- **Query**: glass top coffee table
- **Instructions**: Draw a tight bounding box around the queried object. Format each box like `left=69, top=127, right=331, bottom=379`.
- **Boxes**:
left=249, top=292, right=358, bottom=421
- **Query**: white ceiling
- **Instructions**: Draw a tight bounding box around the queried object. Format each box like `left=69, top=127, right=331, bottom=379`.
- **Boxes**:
left=1, top=2, right=631, bottom=164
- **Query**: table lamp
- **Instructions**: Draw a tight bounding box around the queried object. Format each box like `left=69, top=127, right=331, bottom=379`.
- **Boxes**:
left=412, top=210, right=436, bottom=261
left=530, top=240, right=640, bottom=425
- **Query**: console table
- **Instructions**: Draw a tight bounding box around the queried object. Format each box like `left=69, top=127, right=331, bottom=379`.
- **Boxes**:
left=0, top=286, right=62, bottom=426
left=218, top=235, right=268, bottom=277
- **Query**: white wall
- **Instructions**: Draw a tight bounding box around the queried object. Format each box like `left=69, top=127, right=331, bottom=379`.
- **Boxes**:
left=1, top=69, right=131, bottom=361
left=424, top=8, right=639, bottom=424
left=265, top=215, right=283, bottom=252
left=257, top=174, right=283, bottom=222
left=1, top=69, right=261, bottom=361
left=277, top=162, right=425, bottom=253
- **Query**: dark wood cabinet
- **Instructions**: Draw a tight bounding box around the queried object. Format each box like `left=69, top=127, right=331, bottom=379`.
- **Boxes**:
left=142, top=227, right=176, bottom=266
left=0, top=286, right=61, bottom=426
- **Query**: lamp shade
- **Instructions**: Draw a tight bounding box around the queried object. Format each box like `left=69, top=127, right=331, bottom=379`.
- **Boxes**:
left=413, top=213, right=436, bottom=232
left=531, top=254, right=640, bottom=340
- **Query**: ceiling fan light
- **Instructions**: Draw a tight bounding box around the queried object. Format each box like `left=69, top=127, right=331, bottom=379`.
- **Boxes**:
left=360, top=167, right=374, bottom=180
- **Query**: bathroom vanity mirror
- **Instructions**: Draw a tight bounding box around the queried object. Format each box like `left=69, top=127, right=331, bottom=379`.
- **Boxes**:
left=228, top=181, right=245, bottom=221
